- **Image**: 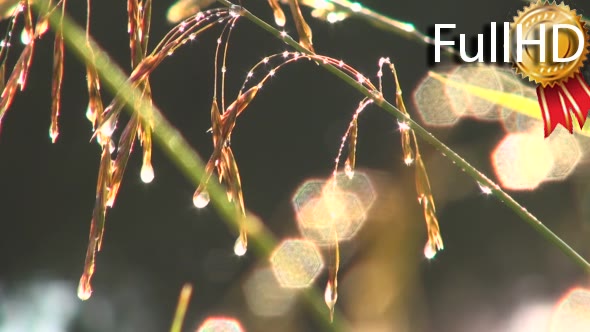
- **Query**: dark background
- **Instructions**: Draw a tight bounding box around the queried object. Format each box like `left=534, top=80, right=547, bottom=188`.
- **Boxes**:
left=1, top=0, right=590, bottom=331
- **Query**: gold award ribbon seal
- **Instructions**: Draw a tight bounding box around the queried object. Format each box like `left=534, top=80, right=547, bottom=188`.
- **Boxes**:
left=510, top=1, right=590, bottom=137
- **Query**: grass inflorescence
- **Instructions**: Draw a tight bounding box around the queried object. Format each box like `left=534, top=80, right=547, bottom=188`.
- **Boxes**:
left=0, top=0, right=588, bottom=329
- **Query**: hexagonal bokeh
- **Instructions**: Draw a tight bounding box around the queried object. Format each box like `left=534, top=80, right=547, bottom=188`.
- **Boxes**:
left=197, top=317, right=244, bottom=332
left=292, top=179, right=324, bottom=214
left=498, top=70, right=539, bottom=133
left=292, top=172, right=375, bottom=245
left=297, top=189, right=366, bottom=245
left=412, top=70, right=464, bottom=126
left=445, top=65, right=503, bottom=120
left=546, top=126, right=582, bottom=181
left=492, top=132, right=554, bottom=190
left=501, top=111, right=539, bottom=134
left=326, top=171, right=376, bottom=210
left=550, top=288, right=590, bottom=332
left=242, top=267, right=296, bottom=317
left=270, top=239, right=324, bottom=288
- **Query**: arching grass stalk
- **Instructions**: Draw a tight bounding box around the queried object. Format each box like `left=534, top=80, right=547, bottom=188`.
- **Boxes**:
left=216, top=0, right=590, bottom=273
left=303, top=0, right=459, bottom=57
left=36, top=2, right=348, bottom=330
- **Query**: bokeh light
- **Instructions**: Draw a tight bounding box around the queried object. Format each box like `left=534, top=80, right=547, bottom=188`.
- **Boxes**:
left=445, top=65, right=503, bottom=120
left=270, top=239, right=324, bottom=288
left=292, top=172, right=375, bottom=245
left=492, top=125, right=583, bottom=190
left=502, top=302, right=553, bottom=332
left=242, top=267, right=296, bottom=317
left=550, top=288, right=590, bottom=332
left=297, top=190, right=364, bottom=245
left=326, top=172, right=376, bottom=210
left=0, top=280, right=79, bottom=332
left=413, top=64, right=547, bottom=131
left=412, top=70, right=464, bottom=126
left=545, top=127, right=582, bottom=181
left=498, top=72, right=538, bottom=133
left=197, top=317, right=244, bottom=332
left=492, top=132, right=554, bottom=190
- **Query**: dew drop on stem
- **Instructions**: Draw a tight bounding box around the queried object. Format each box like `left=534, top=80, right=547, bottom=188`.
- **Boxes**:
left=234, top=235, right=247, bottom=256
left=344, top=162, right=354, bottom=179
left=77, top=277, right=92, bottom=301
left=99, top=117, right=116, bottom=139
left=140, top=162, right=155, bottom=183
left=229, top=4, right=243, bottom=18
left=193, top=190, right=210, bottom=208
left=86, top=106, right=96, bottom=124
left=424, top=240, right=437, bottom=259
left=324, top=280, right=337, bottom=322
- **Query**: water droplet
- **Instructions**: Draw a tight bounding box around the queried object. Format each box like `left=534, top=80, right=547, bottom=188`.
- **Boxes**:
left=478, top=182, right=492, bottom=195
left=86, top=106, right=96, bottom=123
left=324, top=280, right=337, bottom=314
left=36, top=20, right=49, bottom=35
left=193, top=190, right=210, bottom=208
left=77, top=280, right=92, bottom=300
left=234, top=236, right=247, bottom=256
left=229, top=4, right=243, bottom=17
left=49, top=126, right=59, bottom=143
left=344, top=162, right=354, bottom=179
left=404, top=155, right=414, bottom=166
left=140, top=163, right=154, bottom=183
left=424, top=240, right=437, bottom=259
left=20, top=30, right=31, bottom=45
left=99, top=117, right=116, bottom=138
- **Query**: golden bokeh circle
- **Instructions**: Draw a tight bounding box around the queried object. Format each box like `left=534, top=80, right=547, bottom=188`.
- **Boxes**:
left=510, top=2, right=589, bottom=87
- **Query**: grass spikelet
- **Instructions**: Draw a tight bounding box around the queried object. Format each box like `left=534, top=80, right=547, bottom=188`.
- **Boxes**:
left=210, top=99, right=222, bottom=149
left=140, top=0, right=152, bottom=53
left=78, top=146, right=112, bottom=300
left=222, top=147, right=244, bottom=214
left=380, top=57, right=444, bottom=258
left=287, top=0, right=314, bottom=52
left=219, top=85, right=258, bottom=135
left=267, top=0, right=286, bottom=26
left=50, top=0, right=65, bottom=143
left=108, top=115, right=140, bottom=207
left=127, top=0, right=142, bottom=67
left=0, top=44, right=33, bottom=124
left=0, top=0, right=59, bottom=126
left=325, top=231, right=339, bottom=322
left=0, top=1, right=39, bottom=126
left=85, top=64, right=103, bottom=129
left=333, top=99, right=372, bottom=178
left=84, top=1, right=104, bottom=131
left=345, top=117, right=357, bottom=177
left=139, top=107, right=154, bottom=183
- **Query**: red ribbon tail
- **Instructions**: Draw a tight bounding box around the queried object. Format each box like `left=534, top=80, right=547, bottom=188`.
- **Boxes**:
left=537, top=73, right=590, bottom=137
left=536, top=85, right=571, bottom=137
left=559, top=73, right=590, bottom=130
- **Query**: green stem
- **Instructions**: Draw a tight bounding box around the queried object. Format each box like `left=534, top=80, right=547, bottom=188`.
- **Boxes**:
left=39, top=3, right=348, bottom=331
left=218, top=0, right=590, bottom=273
left=327, top=0, right=458, bottom=56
